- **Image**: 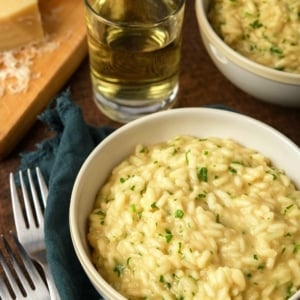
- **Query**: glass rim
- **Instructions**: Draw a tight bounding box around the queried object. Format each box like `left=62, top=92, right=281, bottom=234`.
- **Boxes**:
left=84, top=0, right=185, bottom=28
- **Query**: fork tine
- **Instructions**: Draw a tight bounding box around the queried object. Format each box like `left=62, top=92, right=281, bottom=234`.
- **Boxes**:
left=36, top=167, right=48, bottom=208
left=10, top=170, right=45, bottom=232
left=0, top=276, right=12, bottom=299
left=0, top=234, right=50, bottom=299
left=0, top=235, right=27, bottom=298
left=27, top=169, right=45, bottom=227
left=10, top=234, right=45, bottom=290
left=19, top=170, right=38, bottom=228
left=9, top=173, right=27, bottom=233
left=0, top=251, right=16, bottom=299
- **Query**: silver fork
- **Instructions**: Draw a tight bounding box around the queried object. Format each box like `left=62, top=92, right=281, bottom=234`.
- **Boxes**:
left=10, top=167, right=60, bottom=300
left=0, top=232, right=50, bottom=299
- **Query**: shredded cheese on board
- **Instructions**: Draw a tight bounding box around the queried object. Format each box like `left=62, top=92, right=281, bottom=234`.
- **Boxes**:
left=0, top=35, right=60, bottom=97
left=0, top=6, right=74, bottom=97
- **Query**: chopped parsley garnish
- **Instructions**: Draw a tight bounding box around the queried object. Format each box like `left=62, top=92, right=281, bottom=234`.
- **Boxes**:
left=196, top=193, right=207, bottom=200
left=95, top=209, right=105, bottom=216
left=250, top=19, right=263, bottom=29
left=126, top=257, right=132, bottom=266
left=175, top=209, right=184, bottom=219
left=178, top=242, right=183, bottom=254
left=139, top=147, right=148, bottom=153
left=164, top=229, right=173, bottom=243
left=130, top=204, right=137, bottom=213
left=197, top=167, right=208, bottom=182
left=293, top=242, right=300, bottom=253
left=229, top=166, right=237, bottom=174
left=283, top=204, right=294, bottom=215
left=159, top=275, right=171, bottom=289
left=151, top=202, right=158, bottom=209
left=266, top=170, right=278, bottom=180
left=285, top=282, right=295, bottom=299
left=270, top=46, right=283, bottom=56
left=95, top=210, right=106, bottom=224
left=113, top=263, right=124, bottom=277
left=185, top=150, right=191, bottom=164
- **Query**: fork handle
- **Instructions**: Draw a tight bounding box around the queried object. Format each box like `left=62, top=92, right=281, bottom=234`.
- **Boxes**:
left=42, top=263, right=61, bottom=300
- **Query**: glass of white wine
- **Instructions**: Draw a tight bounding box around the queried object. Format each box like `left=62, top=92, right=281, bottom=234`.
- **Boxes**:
left=84, top=0, right=186, bottom=123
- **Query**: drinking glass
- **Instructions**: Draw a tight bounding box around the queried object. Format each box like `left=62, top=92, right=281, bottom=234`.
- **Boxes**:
left=84, top=0, right=186, bottom=123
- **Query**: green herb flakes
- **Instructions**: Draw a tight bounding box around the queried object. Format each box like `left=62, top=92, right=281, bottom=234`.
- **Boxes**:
left=185, top=150, right=191, bottom=164
left=159, top=275, right=171, bottom=289
left=196, top=193, right=207, bottom=200
left=175, top=209, right=184, bottom=219
left=250, top=19, right=263, bottom=29
left=120, top=177, right=126, bottom=183
left=266, top=170, right=278, bottom=180
left=164, top=229, right=173, bottom=243
left=113, top=263, right=124, bottom=277
left=293, top=242, right=300, bottom=254
left=270, top=46, right=283, bottom=56
left=126, top=257, right=132, bottom=266
left=178, top=242, right=183, bottom=254
left=197, top=167, right=208, bottom=182
left=95, top=210, right=106, bottom=224
left=285, top=282, right=296, bottom=300
left=229, top=166, right=237, bottom=174
left=139, top=147, right=148, bottom=153
left=130, top=204, right=137, bottom=213
left=151, top=202, right=158, bottom=210
left=283, top=204, right=294, bottom=215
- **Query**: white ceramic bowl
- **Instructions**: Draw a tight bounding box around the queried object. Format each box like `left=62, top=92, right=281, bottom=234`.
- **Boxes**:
left=69, top=107, right=300, bottom=299
left=195, top=0, right=300, bottom=107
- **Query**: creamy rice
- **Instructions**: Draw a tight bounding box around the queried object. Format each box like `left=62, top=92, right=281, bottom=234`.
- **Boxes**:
left=208, top=0, right=300, bottom=74
left=88, top=136, right=300, bottom=300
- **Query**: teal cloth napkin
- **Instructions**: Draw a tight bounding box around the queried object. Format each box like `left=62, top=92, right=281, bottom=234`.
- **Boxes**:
left=19, top=89, right=114, bottom=300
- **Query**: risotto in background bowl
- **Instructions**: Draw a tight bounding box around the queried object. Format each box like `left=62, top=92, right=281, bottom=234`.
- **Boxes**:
left=195, top=0, right=300, bottom=107
left=70, top=108, right=300, bottom=300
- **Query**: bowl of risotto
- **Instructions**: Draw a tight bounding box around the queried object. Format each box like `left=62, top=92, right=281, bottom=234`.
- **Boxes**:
left=70, top=107, right=300, bottom=300
left=195, top=0, right=300, bottom=107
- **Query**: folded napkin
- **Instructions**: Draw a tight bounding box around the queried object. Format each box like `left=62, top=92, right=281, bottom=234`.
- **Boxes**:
left=19, top=89, right=114, bottom=300
left=19, top=89, right=235, bottom=300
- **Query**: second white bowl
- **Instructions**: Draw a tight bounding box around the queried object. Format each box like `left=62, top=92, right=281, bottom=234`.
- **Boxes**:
left=195, top=0, right=300, bottom=107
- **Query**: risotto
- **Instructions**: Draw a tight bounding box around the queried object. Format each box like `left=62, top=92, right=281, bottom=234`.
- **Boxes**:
left=88, top=136, right=300, bottom=300
left=208, top=0, right=300, bottom=74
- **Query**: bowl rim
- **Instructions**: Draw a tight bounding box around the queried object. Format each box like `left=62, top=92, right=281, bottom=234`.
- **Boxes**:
left=69, top=107, right=300, bottom=299
left=195, top=0, right=300, bottom=85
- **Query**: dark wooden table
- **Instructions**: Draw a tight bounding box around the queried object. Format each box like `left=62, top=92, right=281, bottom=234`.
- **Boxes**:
left=0, top=1, right=299, bottom=234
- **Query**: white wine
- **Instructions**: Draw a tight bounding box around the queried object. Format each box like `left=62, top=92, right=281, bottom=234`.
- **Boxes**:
left=85, top=0, right=185, bottom=122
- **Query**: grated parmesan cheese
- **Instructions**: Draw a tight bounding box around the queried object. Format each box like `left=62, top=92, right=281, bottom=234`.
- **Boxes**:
left=0, top=35, right=60, bottom=97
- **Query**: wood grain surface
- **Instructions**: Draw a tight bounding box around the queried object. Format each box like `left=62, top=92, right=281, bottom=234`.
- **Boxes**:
left=0, top=0, right=299, bottom=239
left=0, top=0, right=87, bottom=159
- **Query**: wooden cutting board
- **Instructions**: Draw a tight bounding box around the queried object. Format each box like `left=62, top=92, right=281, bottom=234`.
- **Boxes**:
left=0, top=0, right=88, bottom=160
